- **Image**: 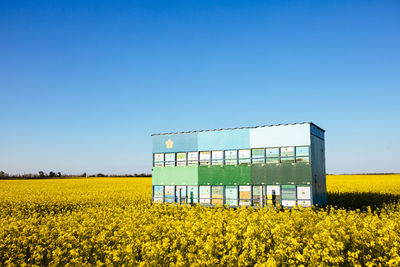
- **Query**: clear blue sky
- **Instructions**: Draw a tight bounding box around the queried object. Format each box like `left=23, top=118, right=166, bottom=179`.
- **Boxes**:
left=1, top=0, right=399, bottom=175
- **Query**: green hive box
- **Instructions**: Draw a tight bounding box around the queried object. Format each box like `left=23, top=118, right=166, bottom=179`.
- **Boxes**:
left=152, top=166, right=198, bottom=185
left=198, top=165, right=251, bottom=185
left=151, top=122, right=327, bottom=207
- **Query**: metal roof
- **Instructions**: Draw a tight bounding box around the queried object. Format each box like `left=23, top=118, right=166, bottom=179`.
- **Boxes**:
left=151, top=122, right=325, bottom=136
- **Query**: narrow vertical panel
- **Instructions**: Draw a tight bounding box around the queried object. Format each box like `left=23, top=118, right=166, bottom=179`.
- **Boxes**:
left=176, top=186, right=187, bottom=203
left=199, top=186, right=211, bottom=204
left=225, top=186, right=238, bottom=206
left=211, top=186, right=224, bottom=205
left=239, top=185, right=251, bottom=206
left=311, top=135, right=327, bottom=205
left=164, top=186, right=175, bottom=203
left=266, top=185, right=280, bottom=207
left=252, top=186, right=263, bottom=206
left=187, top=186, right=199, bottom=203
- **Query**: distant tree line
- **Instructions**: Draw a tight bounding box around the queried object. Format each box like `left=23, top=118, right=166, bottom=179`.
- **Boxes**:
left=0, top=171, right=151, bottom=179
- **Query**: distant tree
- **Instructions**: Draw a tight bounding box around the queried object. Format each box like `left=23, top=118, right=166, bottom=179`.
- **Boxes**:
left=0, top=171, right=7, bottom=178
left=97, top=173, right=104, bottom=177
left=57, top=172, right=62, bottom=177
left=82, top=172, right=87, bottom=177
left=38, top=171, right=45, bottom=178
left=49, top=171, right=56, bottom=177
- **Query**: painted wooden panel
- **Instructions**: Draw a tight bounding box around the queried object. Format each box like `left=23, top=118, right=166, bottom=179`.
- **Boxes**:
left=198, top=165, right=251, bottom=186
left=152, top=166, right=198, bottom=185
left=198, top=128, right=249, bottom=151
left=152, top=132, right=198, bottom=153
left=250, top=124, right=310, bottom=148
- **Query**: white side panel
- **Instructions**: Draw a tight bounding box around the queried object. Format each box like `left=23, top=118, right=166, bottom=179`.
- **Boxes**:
left=297, top=186, right=311, bottom=200
left=282, top=200, right=296, bottom=207
left=266, top=186, right=280, bottom=196
left=250, top=124, right=311, bottom=148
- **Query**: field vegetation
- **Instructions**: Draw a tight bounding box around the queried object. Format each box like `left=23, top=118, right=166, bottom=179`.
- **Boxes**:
left=0, top=175, right=400, bottom=266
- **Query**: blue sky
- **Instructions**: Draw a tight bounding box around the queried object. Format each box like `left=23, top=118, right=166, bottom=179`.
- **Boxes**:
left=0, top=0, right=399, bottom=175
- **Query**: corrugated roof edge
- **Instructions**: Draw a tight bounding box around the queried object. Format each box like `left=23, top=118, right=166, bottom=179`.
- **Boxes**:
left=151, top=122, right=325, bottom=136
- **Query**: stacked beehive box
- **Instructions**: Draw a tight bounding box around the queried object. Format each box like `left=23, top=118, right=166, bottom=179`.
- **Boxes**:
left=152, top=122, right=326, bottom=207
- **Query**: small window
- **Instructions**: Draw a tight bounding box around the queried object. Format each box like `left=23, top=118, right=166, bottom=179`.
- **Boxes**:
left=266, top=148, right=279, bottom=164
left=225, top=150, right=237, bottom=165
left=281, top=147, right=294, bottom=163
left=153, top=153, right=164, bottom=167
left=187, top=152, right=198, bottom=165
left=199, top=151, right=211, bottom=166
left=251, top=148, right=265, bottom=164
left=212, top=151, right=223, bottom=165
left=165, top=153, right=175, bottom=166
left=176, top=152, right=187, bottom=166
left=296, top=146, right=309, bottom=163
left=238, top=149, right=250, bottom=164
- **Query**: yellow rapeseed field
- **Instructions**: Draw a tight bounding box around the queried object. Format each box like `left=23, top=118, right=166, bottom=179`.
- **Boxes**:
left=1, top=175, right=400, bottom=266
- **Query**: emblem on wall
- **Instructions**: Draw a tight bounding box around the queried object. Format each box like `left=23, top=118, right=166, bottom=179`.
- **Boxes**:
left=165, top=139, right=174, bottom=148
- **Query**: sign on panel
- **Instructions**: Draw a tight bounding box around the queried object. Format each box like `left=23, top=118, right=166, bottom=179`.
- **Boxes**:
left=200, top=152, right=211, bottom=160
left=225, top=150, right=237, bottom=159
left=252, top=148, right=264, bottom=157
left=154, top=153, right=164, bottom=161
left=281, top=147, right=294, bottom=157
left=212, top=151, right=223, bottom=160
left=199, top=186, right=211, bottom=198
left=165, top=186, right=175, bottom=196
left=297, top=186, right=311, bottom=200
left=154, top=186, right=164, bottom=197
left=212, top=186, right=223, bottom=196
left=165, top=153, right=175, bottom=161
left=239, top=186, right=251, bottom=199
left=298, top=200, right=311, bottom=207
left=238, top=149, right=250, bottom=158
left=225, top=186, right=238, bottom=199
left=188, top=152, right=198, bottom=160
left=176, top=153, right=186, bottom=166
left=177, top=152, right=186, bottom=160
left=252, top=186, right=262, bottom=196
left=295, top=146, right=309, bottom=156
left=282, top=200, right=296, bottom=207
